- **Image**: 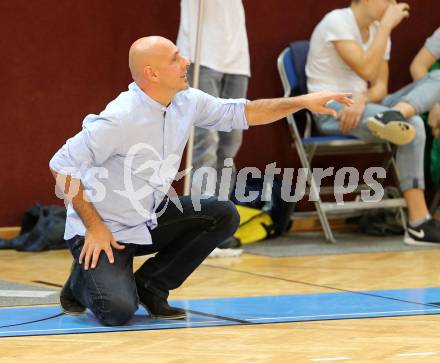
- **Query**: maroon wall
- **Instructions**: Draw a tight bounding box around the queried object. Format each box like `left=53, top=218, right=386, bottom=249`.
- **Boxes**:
left=0, top=0, right=438, bottom=226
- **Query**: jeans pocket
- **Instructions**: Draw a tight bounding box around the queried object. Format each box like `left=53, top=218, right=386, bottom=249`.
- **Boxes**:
left=66, top=235, right=85, bottom=256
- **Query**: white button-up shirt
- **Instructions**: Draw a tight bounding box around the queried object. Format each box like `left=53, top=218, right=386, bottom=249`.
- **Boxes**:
left=49, top=82, right=249, bottom=245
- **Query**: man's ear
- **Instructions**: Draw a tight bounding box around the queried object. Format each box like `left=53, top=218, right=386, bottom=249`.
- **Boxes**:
left=144, top=65, right=159, bottom=83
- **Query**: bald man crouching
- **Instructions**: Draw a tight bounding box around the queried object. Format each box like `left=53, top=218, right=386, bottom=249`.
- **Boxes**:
left=49, top=36, right=352, bottom=326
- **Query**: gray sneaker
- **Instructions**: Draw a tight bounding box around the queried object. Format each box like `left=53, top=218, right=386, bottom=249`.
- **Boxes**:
left=367, top=110, right=415, bottom=145
left=404, top=219, right=440, bottom=246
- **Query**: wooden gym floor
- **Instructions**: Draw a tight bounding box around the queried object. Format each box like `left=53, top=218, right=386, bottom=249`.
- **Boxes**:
left=1, top=240, right=440, bottom=362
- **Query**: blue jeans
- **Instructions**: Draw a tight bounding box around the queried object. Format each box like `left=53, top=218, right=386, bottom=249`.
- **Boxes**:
left=188, top=65, right=249, bottom=197
left=65, top=196, right=239, bottom=326
left=315, top=70, right=440, bottom=191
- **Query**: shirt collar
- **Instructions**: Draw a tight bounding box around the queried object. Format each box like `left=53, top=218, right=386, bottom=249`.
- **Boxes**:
left=129, top=82, right=168, bottom=112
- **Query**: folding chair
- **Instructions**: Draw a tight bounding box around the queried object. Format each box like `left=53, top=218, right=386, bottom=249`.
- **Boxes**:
left=277, top=40, right=407, bottom=243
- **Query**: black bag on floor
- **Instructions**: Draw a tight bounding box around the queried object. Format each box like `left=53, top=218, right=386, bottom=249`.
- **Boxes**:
left=347, top=187, right=404, bottom=236
left=0, top=203, right=67, bottom=251
left=357, top=208, right=404, bottom=236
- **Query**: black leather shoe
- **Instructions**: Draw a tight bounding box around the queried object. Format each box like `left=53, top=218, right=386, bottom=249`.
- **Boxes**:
left=60, top=261, right=86, bottom=315
left=137, top=286, right=186, bottom=320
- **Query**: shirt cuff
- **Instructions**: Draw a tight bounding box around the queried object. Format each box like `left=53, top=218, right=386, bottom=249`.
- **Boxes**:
left=233, top=99, right=250, bottom=130
left=49, top=152, right=82, bottom=179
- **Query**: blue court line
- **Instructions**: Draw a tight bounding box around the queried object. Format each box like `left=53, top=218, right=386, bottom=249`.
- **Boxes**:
left=1, top=287, right=440, bottom=337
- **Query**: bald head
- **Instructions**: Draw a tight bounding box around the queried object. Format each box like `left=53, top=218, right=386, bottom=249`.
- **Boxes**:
left=128, top=36, right=175, bottom=84
left=128, top=36, right=190, bottom=104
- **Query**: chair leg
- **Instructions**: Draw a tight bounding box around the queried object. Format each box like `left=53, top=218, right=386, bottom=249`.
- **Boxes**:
left=288, top=115, right=336, bottom=243
left=389, top=144, right=409, bottom=234
left=310, top=178, right=336, bottom=243
left=294, top=141, right=336, bottom=243
left=398, top=206, right=408, bottom=235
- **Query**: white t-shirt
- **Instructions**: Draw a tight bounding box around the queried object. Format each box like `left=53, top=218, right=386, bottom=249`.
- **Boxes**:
left=425, top=27, right=440, bottom=59
left=306, top=8, right=391, bottom=95
left=176, top=0, right=250, bottom=76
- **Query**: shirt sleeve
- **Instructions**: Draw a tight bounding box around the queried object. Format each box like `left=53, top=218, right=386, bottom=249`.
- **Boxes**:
left=384, top=38, right=392, bottom=61
left=192, top=89, right=249, bottom=131
left=324, top=12, right=356, bottom=43
left=425, top=27, right=440, bottom=59
left=49, top=114, right=125, bottom=178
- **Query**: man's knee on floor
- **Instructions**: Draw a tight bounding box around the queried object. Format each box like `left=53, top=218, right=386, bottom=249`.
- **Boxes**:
left=211, top=199, right=240, bottom=232
left=226, top=200, right=240, bottom=232
left=93, top=296, right=138, bottom=326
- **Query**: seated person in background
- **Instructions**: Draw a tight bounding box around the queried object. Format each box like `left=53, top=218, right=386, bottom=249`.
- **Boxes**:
left=410, top=27, right=440, bottom=137
left=410, top=27, right=440, bottom=192
left=306, top=0, right=440, bottom=245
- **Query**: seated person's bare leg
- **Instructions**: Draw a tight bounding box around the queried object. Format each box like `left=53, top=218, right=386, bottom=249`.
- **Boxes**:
left=404, top=188, right=429, bottom=222
left=394, top=101, right=417, bottom=119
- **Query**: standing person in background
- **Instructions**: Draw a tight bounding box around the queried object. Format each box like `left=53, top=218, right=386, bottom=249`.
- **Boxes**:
left=177, top=0, right=250, bottom=199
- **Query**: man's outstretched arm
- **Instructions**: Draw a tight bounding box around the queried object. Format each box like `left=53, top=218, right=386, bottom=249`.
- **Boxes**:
left=244, top=91, right=353, bottom=126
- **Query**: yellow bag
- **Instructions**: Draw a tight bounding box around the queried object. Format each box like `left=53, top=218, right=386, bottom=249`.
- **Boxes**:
left=234, top=205, right=273, bottom=244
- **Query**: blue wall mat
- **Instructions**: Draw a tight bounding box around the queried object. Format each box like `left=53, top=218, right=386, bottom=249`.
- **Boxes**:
left=171, top=287, right=440, bottom=323
left=1, top=287, right=440, bottom=337
left=366, top=287, right=440, bottom=305
left=0, top=306, right=237, bottom=337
